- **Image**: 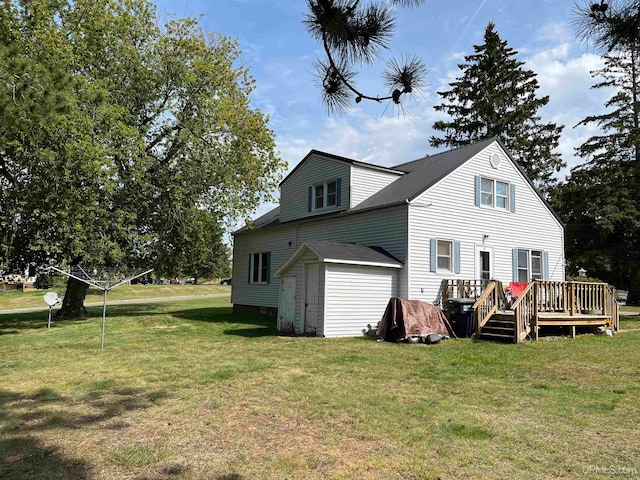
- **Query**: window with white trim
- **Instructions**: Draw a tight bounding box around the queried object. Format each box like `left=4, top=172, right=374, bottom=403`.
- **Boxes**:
left=516, top=249, right=544, bottom=282
left=437, top=240, right=453, bottom=272
left=480, top=177, right=510, bottom=210
left=431, top=238, right=460, bottom=274
left=249, top=252, right=270, bottom=284
left=313, top=180, right=337, bottom=210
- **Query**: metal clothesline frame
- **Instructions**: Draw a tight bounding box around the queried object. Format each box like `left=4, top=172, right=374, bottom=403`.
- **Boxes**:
left=49, top=266, right=154, bottom=350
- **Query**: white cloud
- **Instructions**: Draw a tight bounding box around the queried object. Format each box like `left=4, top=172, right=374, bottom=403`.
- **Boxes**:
left=524, top=44, right=610, bottom=173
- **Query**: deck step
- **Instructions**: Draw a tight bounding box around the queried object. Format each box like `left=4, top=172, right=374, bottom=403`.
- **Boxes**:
left=478, top=312, right=516, bottom=342
left=477, top=332, right=516, bottom=342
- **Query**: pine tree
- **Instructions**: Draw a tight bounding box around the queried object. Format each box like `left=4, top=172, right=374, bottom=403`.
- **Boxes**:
left=554, top=48, right=640, bottom=299
left=430, top=22, right=565, bottom=192
left=304, top=0, right=428, bottom=113
left=575, top=0, right=640, bottom=53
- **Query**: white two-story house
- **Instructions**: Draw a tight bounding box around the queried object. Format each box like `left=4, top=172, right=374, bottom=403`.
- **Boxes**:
left=231, top=137, right=565, bottom=337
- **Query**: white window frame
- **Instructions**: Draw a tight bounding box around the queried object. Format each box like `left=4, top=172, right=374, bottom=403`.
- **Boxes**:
left=249, top=252, right=269, bottom=284
left=480, top=177, right=510, bottom=210
left=313, top=180, right=337, bottom=210
left=517, top=249, right=544, bottom=282
left=436, top=239, right=453, bottom=273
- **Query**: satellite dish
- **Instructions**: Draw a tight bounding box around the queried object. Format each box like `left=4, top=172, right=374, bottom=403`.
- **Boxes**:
left=490, top=152, right=502, bottom=169
left=44, top=292, right=61, bottom=307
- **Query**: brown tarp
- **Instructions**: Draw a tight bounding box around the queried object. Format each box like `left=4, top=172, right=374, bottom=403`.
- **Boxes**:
left=378, top=297, right=455, bottom=342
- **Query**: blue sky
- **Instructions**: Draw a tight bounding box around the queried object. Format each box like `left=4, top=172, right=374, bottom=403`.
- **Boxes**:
left=154, top=0, right=609, bottom=219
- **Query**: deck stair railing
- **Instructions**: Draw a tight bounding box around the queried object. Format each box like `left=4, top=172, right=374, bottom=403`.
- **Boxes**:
left=511, top=282, right=536, bottom=342
left=472, top=281, right=500, bottom=335
left=444, top=279, right=619, bottom=342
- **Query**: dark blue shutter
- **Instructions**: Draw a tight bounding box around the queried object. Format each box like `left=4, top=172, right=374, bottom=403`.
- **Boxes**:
left=512, top=249, right=518, bottom=282
left=265, top=252, right=271, bottom=284
left=308, top=186, right=313, bottom=212
left=430, top=239, right=437, bottom=272
left=454, top=241, right=461, bottom=274
left=543, top=251, right=549, bottom=280
left=336, top=177, right=342, bottom=206
left=510, top=183, right=516, bottom=213
left=474, top=176, right=481, bottom=206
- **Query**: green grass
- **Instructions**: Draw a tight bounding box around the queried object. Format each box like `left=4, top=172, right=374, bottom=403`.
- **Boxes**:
left=1, top=298, right=639, bottom=479
left=0, top=283, right=230, bottom=310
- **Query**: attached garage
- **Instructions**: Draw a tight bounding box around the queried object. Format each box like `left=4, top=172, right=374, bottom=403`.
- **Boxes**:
left=276, top=240, right=402, bottom=337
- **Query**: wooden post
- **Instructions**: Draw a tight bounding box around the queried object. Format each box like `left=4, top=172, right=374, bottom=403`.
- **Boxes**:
left=533, top=282, right=539, bottom=342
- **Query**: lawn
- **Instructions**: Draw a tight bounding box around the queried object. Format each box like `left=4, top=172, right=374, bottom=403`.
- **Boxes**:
left=0, top=284, right=230, bottom=311
left=0, top=298, right=639, bottom=479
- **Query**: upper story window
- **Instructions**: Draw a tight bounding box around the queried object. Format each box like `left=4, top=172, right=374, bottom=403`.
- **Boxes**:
left=476, top=176, right=514, bottom=212
left=310, top=179, right=340, bottom=211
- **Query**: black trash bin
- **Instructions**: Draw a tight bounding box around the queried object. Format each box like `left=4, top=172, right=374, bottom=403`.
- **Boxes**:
left=443, top=298, right=476, bottom=338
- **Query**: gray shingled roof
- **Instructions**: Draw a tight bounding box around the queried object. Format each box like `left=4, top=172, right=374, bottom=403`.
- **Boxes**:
left=351, top=137, right=497, bottom=211
left=234, top=206, right=280, bottom=233
left=234, top=136, right=563, bottom=235
left=304, top=239, right=403, bottom=266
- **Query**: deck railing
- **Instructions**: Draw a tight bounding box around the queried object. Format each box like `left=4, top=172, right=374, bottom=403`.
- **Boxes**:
left=443, top=279, right=487, bottom=300
left=606, top=286, right=620, bottom=331
left=445, top=279, right=619, bottom=343
left=512, top=282, right=536, bottom=342
left=472, top=281, right=499, bottom=335
left=536, top=280, right=613, bottom=316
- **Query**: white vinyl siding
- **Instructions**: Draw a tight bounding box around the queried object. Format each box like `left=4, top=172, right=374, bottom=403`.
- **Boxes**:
left=232, top=205, right=408, bottom=321
left=350, top=165, right=402, bottom=208
left=408, top=141, right=564, bottom=303
left=324, top=264, right=398, bottom=337
left=280, top=154, right=350, bottom=222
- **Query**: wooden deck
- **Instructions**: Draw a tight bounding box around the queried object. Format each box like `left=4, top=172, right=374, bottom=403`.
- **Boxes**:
left=444, top=279, right=620, bottom=343
left=536, top=312, right=612, bottom=326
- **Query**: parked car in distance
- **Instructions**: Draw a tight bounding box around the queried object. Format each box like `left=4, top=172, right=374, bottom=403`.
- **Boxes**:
left=183, top=277, right=195, bottom=284
left=220, top=278, right=232, bottom=286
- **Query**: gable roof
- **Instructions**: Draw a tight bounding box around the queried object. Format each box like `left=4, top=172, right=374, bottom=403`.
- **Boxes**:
left=279, top=149, right=403, bottom=187
left=235, top=136, right=564, bottom=234
left=276, top=240, right=403, bottom=277
left=351, top=137, right=498, bottom=211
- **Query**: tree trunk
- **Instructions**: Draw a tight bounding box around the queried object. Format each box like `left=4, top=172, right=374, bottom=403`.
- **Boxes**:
left=55, top=276, right=89, bottom=319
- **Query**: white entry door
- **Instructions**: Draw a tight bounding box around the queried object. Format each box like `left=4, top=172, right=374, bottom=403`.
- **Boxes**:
left=278, top=276, right=296, bottom=332
left=304, top=263, right=320, bottom=335
left=476, top=246, right=493, bottom=281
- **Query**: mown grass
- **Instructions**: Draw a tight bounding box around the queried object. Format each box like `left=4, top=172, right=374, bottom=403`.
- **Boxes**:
left=0, top=284, right=230, bottom=311
left=0, top=298, right=639, bottom=479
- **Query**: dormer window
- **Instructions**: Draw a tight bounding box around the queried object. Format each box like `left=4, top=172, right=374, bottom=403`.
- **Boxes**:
left=312, top=180, right=338, bottom=210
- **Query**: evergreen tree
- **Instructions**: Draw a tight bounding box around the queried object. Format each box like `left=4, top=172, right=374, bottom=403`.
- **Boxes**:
left=575, top=0, right=640, bottom=53
left=554, top=49, right=640, bottom=299
left=430, top=22, right=565, bottom=192
left=304, top=0, right=428, bottom=113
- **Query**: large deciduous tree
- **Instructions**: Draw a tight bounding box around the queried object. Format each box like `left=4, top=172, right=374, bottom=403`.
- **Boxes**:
left=304, top=0, right=428, bottom=113
left=430, top=22, right=565, bottom=192
left=0, top=0, right=285, bottom=317
left=554, top=48, right=640, bottom=299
